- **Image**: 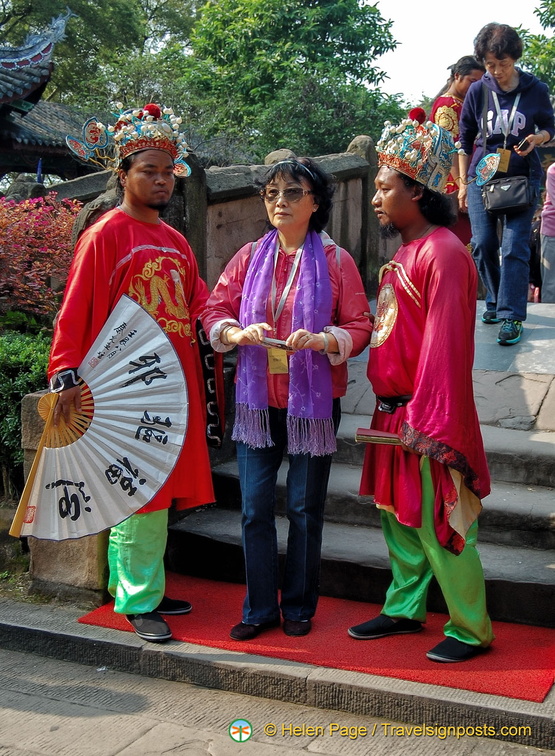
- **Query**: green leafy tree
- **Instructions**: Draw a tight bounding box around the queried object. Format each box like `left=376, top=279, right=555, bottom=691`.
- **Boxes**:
left=520, top=2, right=555, bottom=92
left=1, top=1, right=143, bottom=103
left=254, top=74, right=404, bottom=157
left=184, top=0, right=401, bottom=156
left=0, top=332, right=50, bottom=497
left=191, top=0, right=396, bottom=92
left=1, top=0, right=404, bottom=161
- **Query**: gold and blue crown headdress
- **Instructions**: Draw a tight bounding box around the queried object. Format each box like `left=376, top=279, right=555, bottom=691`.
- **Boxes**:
left=376, top=117, right=462, bottom=194
left=66, top=103, right=191, bottom=176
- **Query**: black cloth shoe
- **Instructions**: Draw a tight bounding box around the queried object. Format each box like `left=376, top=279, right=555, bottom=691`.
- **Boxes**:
left=156, top=596, right=192, bottom=615
left=426, top=637, right=488, bottom=663
left=126, top=611, right=172, bottom=642
left=229, top=619, right=280, bottom=640
left=481, top=310, right=500, bottom=324
left=348, top=614, right=423, bottom=640
left=283, top=619, right=312, bottom=637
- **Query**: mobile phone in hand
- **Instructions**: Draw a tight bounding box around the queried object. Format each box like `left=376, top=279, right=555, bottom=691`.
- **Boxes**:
left=261, top=337, right=289, bottom=350
left=517, top=138, right=531, bottom=151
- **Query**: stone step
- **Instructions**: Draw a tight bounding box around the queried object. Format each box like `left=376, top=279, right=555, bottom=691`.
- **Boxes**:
left=210, top=459, right=555, bottom=550
left=166, top=506, right=555, bottom=629
left=336, top=413, right=555, bottom=489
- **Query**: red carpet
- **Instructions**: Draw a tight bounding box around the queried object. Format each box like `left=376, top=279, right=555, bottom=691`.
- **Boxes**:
left=79, top=573, right=555, bottom=703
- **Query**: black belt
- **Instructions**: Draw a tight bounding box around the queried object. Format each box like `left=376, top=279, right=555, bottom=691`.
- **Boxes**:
left=376, top=394, right=412, bottom=414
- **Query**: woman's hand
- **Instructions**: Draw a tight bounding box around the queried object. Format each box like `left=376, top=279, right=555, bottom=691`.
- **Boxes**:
left=286, top=329, right=338, bottom=353
left=458, top=184, right=468, bottom=213
left=286, top=329, right=321, bottom=351
left=514, top=132, right=547, bottom=157
left=226, top=322, right=272, bottom=346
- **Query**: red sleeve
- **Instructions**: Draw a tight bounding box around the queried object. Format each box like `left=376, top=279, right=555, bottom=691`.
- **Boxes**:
left=405, top=238, right=476, bottom=446
left=48, top=222, right=117, bottom=380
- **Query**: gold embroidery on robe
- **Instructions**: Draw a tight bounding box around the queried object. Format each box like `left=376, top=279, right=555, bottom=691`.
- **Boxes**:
left=129, top=256, right=194, bottom=340
left=371, top=283, right=398, bottom=347
left=434, top=105, right=460, bottom=136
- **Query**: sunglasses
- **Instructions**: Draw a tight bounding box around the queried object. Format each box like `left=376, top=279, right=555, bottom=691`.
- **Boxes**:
left=260, top=187, right=313, bottom=203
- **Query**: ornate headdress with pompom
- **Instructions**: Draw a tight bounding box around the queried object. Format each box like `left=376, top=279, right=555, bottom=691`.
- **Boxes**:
left=376, top=110, right=462, bottom=194
left=66, top=103, right=191, bottom=176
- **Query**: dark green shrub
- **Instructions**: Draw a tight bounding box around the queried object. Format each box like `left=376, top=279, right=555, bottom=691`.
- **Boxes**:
left=0, top=331, right=50, bottom=498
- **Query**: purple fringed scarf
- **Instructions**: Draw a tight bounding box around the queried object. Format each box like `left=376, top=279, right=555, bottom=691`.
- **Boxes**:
left=232, top=228, right=336, bottom=456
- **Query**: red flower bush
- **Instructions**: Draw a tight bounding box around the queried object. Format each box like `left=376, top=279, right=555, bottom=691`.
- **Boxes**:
left=0, top=193, right=81, bottom=320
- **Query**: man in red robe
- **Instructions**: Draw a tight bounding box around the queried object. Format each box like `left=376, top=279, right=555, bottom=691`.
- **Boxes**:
left=50, top=104, right=215, bottom=642
left=349, top=118, right=494, bottom=663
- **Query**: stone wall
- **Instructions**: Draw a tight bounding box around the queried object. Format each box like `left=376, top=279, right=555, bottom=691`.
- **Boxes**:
left=50, top=137, right=383, bottom=293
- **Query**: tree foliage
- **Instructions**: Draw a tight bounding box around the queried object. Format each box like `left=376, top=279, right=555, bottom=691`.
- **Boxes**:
left=520, top=2, right=555, bottom=92
left=0, top=0, right=404, bottom=160
left=191, top=0, right=395, bottom=92
left=184, top=0, right=402, bottom=157
left=253, top=74, right=404, bottom=157
left=0, top=0, right=198, bottom=108
left=0, top=331, right=50, bottom=497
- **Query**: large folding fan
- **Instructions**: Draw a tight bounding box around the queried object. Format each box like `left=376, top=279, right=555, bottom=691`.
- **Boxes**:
left=10, top=295, right=188, bottom=540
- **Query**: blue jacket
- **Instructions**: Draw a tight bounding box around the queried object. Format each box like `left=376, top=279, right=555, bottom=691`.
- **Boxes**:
left=459, top=69, right=554, bottom=183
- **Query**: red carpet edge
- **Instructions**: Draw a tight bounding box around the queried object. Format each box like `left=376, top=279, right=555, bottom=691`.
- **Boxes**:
left=78, top=573, right=555, bottom=703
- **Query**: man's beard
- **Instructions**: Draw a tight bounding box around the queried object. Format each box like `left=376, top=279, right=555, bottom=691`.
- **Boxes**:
left=379, top=222, right=399, bottom=239
left=147, top=200, right=169, bottom=212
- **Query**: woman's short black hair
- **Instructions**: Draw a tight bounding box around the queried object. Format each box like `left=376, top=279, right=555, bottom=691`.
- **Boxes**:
left=258, top=157, right=335, bottom=233
left=400, top=174, right=457, bottom=228
left=474, top=23, right=523, bottom=63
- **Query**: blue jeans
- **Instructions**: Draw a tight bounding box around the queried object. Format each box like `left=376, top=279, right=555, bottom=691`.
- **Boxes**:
left=236, top=400, right=340, bottom=624
left=467, top=179, right=540, bottom=322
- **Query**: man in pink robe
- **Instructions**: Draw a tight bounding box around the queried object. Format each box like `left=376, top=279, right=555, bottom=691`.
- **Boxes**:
left=349, top=118, right=494, bottom=663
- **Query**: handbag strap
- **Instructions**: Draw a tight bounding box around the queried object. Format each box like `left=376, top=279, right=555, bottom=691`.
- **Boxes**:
left=480, top=82, right=530, bottom=178
left=481, top=82, right=488, bottom=152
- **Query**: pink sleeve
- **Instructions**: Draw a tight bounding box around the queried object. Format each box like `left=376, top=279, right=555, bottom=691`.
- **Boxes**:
left=546, top=165, right=555, bottom=204
left=201, top=242, right=253, bottom=336
left=328, top=247, right=372, bottom=359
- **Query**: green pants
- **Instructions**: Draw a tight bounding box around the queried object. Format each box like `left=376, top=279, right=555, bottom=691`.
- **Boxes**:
left=107, top=509, right=168, bottom=615
left=381, top=457, right=494, bottom=647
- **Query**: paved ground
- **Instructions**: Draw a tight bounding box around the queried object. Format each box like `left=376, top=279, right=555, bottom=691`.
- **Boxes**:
left=1, top=647, right=553, bottom=756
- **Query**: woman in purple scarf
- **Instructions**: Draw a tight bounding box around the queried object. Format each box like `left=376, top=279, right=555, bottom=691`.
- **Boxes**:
left=203, top=158, right=371, bottom=640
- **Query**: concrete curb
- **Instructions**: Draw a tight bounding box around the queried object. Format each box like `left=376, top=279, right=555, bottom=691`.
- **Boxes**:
left=0, top=597, right=553, bottom=750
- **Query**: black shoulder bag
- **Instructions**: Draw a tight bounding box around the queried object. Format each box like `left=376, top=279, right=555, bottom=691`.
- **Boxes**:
left=480, top=84, right=533, bottom=215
